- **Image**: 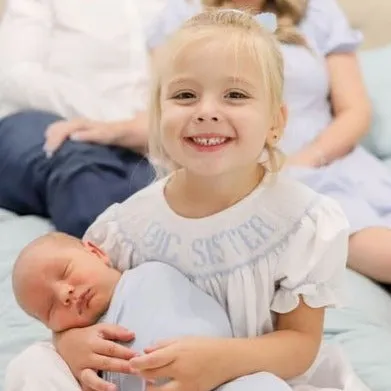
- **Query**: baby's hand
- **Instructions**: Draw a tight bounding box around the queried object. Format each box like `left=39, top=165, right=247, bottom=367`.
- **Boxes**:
left=54, top=323, right=137, bottom=391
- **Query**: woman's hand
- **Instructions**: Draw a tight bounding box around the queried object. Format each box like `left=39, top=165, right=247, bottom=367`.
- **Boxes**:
left=54, top=324, right=137, bottom=391
left=129, top=337, right=228, bottom=391
left=285, top=147, right=324, bottom=168
left=44, top=112, right=148, bottom=155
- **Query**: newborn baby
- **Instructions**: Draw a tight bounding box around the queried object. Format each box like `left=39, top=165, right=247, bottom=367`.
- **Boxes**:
left=12, top=233, right=233, bottom=390
left=11, top=233, right=291, bottom=391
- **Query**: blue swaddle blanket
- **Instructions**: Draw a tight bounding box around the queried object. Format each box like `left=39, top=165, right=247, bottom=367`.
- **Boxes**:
left=100, top=262, right=233, bottom=390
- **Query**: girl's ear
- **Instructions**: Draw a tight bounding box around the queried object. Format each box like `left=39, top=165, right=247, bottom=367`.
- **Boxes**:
left=266, top=104, right=288, bottom=146
left=83, top=241, right=111, bottom=265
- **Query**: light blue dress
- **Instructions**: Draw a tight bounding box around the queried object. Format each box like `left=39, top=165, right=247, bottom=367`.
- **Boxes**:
left=147, top=0, right=391, bottom=234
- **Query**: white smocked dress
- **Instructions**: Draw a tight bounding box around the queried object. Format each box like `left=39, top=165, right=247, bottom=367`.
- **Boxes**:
left=85, top=173, right=369, bottom=390
left=148, top=0, right=391, bottom=234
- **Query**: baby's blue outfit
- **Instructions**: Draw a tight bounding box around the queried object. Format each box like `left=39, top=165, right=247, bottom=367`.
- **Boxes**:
left=100, top=262, right=290, bottom=391
left=147, top=0, right=391, bottom=234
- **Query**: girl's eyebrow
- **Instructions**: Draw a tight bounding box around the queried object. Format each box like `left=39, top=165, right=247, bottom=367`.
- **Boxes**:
left=225, top=76, right=255, bottom=88
left=167, top=75, right=255, bottom=88
left=166, top=76, right=194, bottom=88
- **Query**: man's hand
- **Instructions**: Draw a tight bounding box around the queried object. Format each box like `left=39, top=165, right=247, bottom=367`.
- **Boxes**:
left=44, top=113, right=148, bottom=156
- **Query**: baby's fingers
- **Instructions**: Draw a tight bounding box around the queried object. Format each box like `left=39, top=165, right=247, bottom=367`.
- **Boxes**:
left=94, top=338, right=135, bottom=361
left=97, top=324, right=134, bottom=343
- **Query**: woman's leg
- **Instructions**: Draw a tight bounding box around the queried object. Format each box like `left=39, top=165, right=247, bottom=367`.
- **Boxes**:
left=0, top=110, right=153, bottom=237
left=348, top=227, right=391, bottom=283
left=217, top=372, right=291, bottom=391
left=5, top=341, right=81, bottom=391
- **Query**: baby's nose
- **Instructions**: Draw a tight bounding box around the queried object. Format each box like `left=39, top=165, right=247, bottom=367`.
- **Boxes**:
left=59, top=285, right=75, bottom=306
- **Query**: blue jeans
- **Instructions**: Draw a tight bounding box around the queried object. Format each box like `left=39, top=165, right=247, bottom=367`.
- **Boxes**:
left=0, top=110, right=154, bottom=237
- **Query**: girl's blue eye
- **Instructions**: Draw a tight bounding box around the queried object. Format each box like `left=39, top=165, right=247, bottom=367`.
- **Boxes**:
left=226, top=91, right=248, bottom=99
left=173, top=91, right=196, bottom=100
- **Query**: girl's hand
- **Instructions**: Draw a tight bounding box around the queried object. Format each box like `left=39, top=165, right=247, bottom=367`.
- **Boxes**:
left=129, top=337, right=228, bottom=391
left=54, top=324, right=137, bottom=391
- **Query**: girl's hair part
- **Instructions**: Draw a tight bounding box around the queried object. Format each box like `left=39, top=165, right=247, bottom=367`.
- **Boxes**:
left=148, top=8, right=286, bottom=176
left=201, top=0, right=308, bottom=46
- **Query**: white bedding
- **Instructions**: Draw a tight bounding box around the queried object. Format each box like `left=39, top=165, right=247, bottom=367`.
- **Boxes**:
left=0, top=209, right=52, bottom=387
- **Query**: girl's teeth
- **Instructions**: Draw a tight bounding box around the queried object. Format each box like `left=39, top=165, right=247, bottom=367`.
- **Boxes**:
left=192, top=137, right=227, bottom=146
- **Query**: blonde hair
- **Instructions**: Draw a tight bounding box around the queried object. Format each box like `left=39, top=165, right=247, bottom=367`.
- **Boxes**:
left=202, top=0, right=308, bottom=46
left=148, top=9, right=285, bottom=175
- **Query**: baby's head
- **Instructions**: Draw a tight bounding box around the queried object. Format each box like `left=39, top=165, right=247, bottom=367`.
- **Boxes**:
left=149, top=9, right=287, bottom=177
left=12, top=233, right=121, bottom=332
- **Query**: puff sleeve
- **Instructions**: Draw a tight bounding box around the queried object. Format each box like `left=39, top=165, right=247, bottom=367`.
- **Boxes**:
left=271, top=196, right=350, bottom=313
left=83, top=203, right=134, bottom=272
left=306, top=0, right=362, bottom=55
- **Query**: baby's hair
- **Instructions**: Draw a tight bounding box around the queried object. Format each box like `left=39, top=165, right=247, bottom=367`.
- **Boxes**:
left=12, top=233, right=83, bottom=287
left=16, top=232, right=83, bottom=262
left=201, top=0, right=308, bottom=46
left=148, top=8, right=285, bottom=176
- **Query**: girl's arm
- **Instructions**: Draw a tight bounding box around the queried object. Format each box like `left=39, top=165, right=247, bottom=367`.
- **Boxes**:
left=218, top=299, right=325, bottom=381
left=289, top=52, right=372, bottom=167
left=128, top=299, right=325, bottom=388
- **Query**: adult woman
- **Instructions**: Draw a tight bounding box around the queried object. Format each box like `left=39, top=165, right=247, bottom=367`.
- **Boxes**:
left=0, top=0, right=165, bottom=237
left=148, top=0, right=391, bottom=283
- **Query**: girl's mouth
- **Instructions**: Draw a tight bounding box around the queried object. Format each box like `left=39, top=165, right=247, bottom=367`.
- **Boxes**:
left=185, top=136, right=233, bottom=152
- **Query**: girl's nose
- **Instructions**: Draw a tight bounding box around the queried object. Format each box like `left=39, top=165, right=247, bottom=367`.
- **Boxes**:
left=194, top=115, right=220, bottom=123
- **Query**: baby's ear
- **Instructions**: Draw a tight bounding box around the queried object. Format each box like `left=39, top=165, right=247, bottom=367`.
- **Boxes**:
left=83, top=241, right=111, bottom=266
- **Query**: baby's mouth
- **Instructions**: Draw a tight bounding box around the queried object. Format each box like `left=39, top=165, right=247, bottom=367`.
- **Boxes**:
left=77, top=288, right=91, bottom=315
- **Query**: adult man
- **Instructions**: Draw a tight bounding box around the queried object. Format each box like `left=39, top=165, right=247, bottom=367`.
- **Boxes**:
left=0, top=0, right=165, bottom=237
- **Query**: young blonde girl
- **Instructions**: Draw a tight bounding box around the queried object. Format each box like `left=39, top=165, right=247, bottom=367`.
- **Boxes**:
left=7, top=8, right=369, bottom=391
left=149, top=0, right=391, bottom=286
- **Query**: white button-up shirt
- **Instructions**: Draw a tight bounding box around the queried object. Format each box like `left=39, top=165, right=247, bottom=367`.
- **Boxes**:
left=0, top=0, right=166, bottom=121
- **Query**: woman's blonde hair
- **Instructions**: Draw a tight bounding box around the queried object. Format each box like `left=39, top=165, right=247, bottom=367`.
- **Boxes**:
left=148, top=9, right=285, bottom=176
left=202, top=0, right=308, bottom=46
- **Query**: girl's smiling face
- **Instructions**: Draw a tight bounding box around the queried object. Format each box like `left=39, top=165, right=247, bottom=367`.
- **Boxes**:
left=159, top=37, right=281, bottom=178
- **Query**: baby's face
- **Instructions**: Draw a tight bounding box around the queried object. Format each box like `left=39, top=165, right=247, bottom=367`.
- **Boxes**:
left=15, top=241, right=120, bottom=332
